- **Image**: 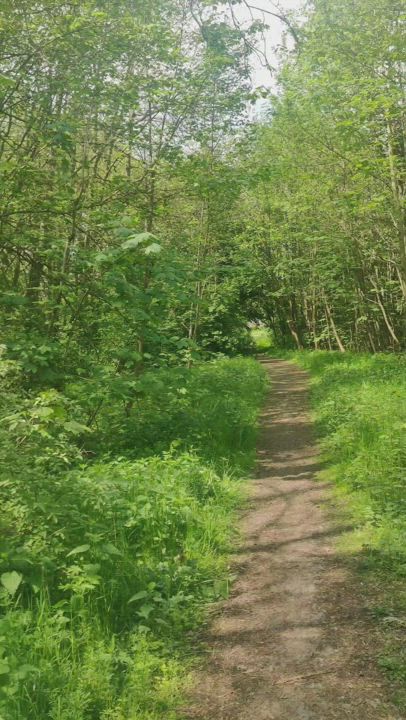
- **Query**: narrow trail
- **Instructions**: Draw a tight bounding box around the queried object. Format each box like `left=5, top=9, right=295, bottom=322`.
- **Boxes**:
left=184, top=359, right=400, bottom=720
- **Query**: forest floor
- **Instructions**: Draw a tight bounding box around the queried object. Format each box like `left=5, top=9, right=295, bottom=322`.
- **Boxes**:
left=183, top=358, right=401, bottom=720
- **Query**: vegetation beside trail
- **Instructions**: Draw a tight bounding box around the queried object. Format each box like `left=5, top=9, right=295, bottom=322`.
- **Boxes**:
left=290, top=351, right=406, bottom=703
left=0, top=356, right=267, bottom=720
left=238, top=0, right=405, bottom=353
left=1, top=0, right=405, bottom=715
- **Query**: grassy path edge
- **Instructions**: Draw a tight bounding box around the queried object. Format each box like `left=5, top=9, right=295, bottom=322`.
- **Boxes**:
left=284, top=350, right=406, bottom=710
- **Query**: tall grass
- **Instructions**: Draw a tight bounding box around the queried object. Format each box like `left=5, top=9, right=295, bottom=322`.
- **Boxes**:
left=86, top=357, right=267, bottom=470
left=291, top=351, right=406, bottom=566
left=0, top=357, right=268, bottom=720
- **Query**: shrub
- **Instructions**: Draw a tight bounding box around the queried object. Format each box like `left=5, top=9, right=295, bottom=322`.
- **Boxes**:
left=0, top=357, right=267, bottom=719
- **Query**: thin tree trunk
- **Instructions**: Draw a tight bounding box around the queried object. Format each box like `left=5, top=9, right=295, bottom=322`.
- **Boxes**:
left=323, top=295, right=345, bottom=352
left=369, top=273, right=400, bottom=346
left=386, top=117, right=406, bottom=300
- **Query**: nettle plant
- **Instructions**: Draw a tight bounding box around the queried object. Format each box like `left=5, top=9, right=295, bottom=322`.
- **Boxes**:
left=2, top=389, right=89, bottom=469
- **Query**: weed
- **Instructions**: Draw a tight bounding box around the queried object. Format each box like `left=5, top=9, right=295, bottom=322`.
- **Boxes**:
left=0, top=357, right=267, bottom=719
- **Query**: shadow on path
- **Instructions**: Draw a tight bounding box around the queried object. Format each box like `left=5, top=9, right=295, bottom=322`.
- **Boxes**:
left=182, top=359, right=399, bottom=720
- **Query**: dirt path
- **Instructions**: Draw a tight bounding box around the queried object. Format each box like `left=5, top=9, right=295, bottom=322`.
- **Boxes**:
left=184, top=359, right=400, bottom=720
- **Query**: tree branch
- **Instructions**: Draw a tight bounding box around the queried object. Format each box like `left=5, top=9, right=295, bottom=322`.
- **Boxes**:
left=243, top=1, right=301, bottom=46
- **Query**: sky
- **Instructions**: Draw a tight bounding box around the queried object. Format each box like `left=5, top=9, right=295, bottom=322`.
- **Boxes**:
left=234, top=0, right=305, bottom=87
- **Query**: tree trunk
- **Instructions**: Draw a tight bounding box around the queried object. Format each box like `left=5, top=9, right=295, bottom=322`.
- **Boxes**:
left=323, top=295, right=345, bottom=352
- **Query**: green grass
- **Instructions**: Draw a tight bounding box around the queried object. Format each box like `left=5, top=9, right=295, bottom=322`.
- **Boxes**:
left=289, top=350, right=406, bottom=704
left=0, top=357, right=268, bottom=720
left=290, top=351, right=406, bottom=563
left=250, top=327, right=274, bottom=353
left=86, top=357, right=268, bottom=472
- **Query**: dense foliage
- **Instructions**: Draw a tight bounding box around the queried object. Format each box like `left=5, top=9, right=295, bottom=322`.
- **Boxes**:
left=1, top=0, right=404, bottom=369
left=0, top=0, right=405, bottom=715
left=235, top=0, right=406, bottom=351
left=0, top=356, right=267, bottom=719
left=0, top=3, right=269, bottom=716
left=293, top=351, right=406, bottom=565
left=0, top=0, right=259, bottom=388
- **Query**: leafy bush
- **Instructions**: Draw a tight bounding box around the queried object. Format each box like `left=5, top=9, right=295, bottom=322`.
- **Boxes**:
left=0, top=455, right=241, bottom=719
left=72, top=357, right=267, bottom=469
left=0, top=356, right=267, bottom=719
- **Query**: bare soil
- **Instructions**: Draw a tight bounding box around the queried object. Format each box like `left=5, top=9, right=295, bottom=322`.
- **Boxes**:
left=183, top=359, right=402, bottom=720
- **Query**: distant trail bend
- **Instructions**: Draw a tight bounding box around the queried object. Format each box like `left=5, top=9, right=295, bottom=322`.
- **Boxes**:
left=184, top=358, right=400, bottom=720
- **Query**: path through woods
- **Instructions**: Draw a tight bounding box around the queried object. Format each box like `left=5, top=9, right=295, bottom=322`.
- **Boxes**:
left=184, top=359, right=400, bottom=720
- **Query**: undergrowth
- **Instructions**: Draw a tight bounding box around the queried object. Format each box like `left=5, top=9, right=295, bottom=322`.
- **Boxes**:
left=250, top=327, right=274, bottom=354
left=0, top=357, right=267, bottom=720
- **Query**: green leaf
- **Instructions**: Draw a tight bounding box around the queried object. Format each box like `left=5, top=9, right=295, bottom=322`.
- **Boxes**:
left=0, top=660, right=10, bottom=676
left=67, top=544, right=90, bottom=557
left=95, top=252, right=110, bottom=263
left=63, top=420, right=91, bottom=434
left=101, top=543, right=122, bottom=557
left=128, top=590, right=149, bottom=603
left=143, top=242, right=162, bottom=256
left=122, top=232, right=159, bottom=250
left=15, top=664, right=40, bottom=680
left=137, top=603, right=154, bottom=619
left=34, top=406, right=54, bottom=418
left=101, top=543, right=122, bottom=556
left=1, top=571, right=23, bottom=596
